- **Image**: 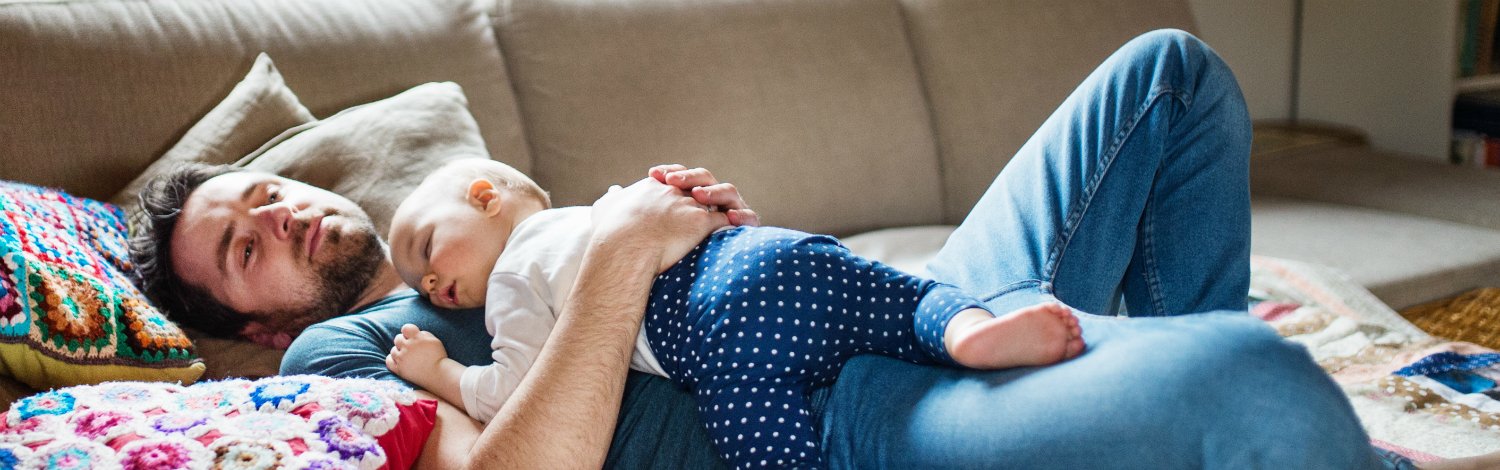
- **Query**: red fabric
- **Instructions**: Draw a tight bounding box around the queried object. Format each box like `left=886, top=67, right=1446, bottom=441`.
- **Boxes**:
left=1250, top=301, right=1300, bottom=322
left=376, top=398, right=439, bottom=470
left=1371, top=438, right=1441, bottom=463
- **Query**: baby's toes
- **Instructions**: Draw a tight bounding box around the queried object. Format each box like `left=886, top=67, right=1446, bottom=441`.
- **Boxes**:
left=1065, top=337, right=1086, bottom=358
left=1052, top=302, right=1074, bottom=317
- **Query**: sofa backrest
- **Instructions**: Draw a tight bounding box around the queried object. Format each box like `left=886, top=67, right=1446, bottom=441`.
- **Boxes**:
left=896, top=0, right=1196, bottom=222
left=1, top=0, right=1194, bottom=235
left=491, top=0, right=946, bottom=235
left=0, top=0, right=530, bottom=202
left=489, top=0, right=1195, bottom=234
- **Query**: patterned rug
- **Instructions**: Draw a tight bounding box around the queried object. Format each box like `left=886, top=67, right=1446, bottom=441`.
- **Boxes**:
left=1401, top=288, right=1500, bottom=351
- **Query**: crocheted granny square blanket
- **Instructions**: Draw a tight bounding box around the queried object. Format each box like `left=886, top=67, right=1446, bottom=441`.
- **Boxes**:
left=0, top=375, right=414, bottom=469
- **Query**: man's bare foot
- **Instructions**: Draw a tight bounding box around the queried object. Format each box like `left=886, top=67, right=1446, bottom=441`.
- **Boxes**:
left=945, top=302, right=1085, bottom=369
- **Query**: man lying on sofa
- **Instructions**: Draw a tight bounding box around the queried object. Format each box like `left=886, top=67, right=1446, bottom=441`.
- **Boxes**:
left=127, top=30, right=1468, bottom=470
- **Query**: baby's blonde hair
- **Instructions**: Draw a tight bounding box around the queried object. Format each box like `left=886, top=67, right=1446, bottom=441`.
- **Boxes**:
left=426, top=156, right=552, bottom=209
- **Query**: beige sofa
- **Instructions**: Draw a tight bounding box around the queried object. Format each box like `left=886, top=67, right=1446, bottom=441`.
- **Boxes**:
left=1, top=0, right=1494, bottom=415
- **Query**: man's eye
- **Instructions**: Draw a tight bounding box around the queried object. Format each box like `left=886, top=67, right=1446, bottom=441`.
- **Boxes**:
left=267, top=191, right=281, bottom=204
left=243, top=240, right=254, bottom=266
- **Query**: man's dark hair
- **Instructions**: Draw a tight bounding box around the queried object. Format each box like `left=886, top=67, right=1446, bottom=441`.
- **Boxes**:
left=130, top=163, right=249, bottom=338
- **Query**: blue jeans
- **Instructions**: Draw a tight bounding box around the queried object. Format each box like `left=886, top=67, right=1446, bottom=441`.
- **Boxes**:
left=816, top=29, right=1386, bottom=469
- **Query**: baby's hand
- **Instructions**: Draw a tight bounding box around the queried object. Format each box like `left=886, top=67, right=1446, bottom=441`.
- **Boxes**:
left=386, top=324, right=450, bottom=388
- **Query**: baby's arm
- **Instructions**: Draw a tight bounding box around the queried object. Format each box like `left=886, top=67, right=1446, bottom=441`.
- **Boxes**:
left=386, top=323, right=468, bottom=414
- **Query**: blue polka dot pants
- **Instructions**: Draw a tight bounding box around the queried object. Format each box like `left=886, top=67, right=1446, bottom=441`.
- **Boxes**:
left=645, top=227, right=986, bottom=469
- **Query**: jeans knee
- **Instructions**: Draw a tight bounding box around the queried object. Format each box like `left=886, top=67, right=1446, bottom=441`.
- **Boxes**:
left=1122, top=29, right=1237, bottom=98
left=1171, top=314, right=1331, bottom=396
left=1126, top=29, right=1215, bottom=72
left=1163, top=313, right=1377, bottom=468
left=1115, top=28, right=1250, bottom=161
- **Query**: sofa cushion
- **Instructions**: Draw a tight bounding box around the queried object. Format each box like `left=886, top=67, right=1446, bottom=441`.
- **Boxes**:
left=492, top=0, right=943, bottom=236
left=0, top=0, right=527, bottom=202
left=842, top=199, right=1500, bottom=314
left=109, top=53, right=316, bottom=237
left=897, top=0, right=1195, bottom=224
left=0, top=182, right=204, bottom=390
left=1250, top=196, right=1500, bottom=310
left=840, top=225, right=956, bottom=277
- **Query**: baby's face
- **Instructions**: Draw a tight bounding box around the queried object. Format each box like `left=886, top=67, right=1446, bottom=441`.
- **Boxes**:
left=388, top=180, right=508, bottom=309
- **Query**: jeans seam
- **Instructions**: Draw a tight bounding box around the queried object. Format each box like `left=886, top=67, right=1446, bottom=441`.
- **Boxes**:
left=975, top=279, right=1048, bottom=304
left=1046, top=85, right=1183, bottom=296
left=1139, top=190, right=1167, bottom=315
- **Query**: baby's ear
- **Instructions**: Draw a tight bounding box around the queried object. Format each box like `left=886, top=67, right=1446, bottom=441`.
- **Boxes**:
left=466, top=178, right=504, bottom=217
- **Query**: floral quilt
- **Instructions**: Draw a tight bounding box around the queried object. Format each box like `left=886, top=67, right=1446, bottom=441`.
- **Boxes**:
left=0, top=375, right=414, bottom=469
left=1250, top=255, right=1500, bottom=461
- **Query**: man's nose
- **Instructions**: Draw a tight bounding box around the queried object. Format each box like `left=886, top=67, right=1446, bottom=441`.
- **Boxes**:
left=254, top=203, right=296, bottom=240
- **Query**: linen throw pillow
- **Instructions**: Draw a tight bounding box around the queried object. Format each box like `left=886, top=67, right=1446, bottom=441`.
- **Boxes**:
left=110, top=53, right=316, bottom=238
left=0, top=182, right=204, bottom=390
left=125, top=55, right=490, bottom=242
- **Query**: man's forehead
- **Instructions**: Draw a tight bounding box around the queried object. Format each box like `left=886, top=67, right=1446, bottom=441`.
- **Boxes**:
left=191, top=171, right=291, bottom=213
left=197, top=171, right=280, bottom=201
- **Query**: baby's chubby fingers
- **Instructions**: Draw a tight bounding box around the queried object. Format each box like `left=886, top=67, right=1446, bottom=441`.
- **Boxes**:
left=400, top=323, right=421, bottom=339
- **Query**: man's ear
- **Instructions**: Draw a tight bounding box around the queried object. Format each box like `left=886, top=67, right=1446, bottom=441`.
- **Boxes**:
left=466, top=178, right=504, bottom=217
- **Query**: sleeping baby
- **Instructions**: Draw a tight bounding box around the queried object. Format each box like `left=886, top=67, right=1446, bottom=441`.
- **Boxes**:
left=382, top=158, right=1084, bottom=469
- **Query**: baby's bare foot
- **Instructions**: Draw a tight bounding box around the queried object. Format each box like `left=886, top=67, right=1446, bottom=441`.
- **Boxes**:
left=947, top=302, right=1085, bottom=370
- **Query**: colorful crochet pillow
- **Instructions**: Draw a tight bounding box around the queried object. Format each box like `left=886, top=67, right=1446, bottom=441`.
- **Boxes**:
left=0, top=181, right=204, bottom=389
left=0, top=375, right=438, bottom=469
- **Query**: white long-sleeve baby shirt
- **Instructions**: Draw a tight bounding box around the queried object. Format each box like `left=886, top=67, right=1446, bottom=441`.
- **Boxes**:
left=459, top=206, right=667, bottom=423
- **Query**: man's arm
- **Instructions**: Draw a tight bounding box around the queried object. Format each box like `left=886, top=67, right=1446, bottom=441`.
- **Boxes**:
left=463, top=239, right=659, bottom=468
left=414, top=390, right=484, bottom=470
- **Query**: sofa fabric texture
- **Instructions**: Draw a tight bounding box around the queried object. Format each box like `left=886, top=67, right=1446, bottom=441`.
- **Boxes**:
left=895, top=0, right=1197, bottom=223
left=492, top=0, right=945, bottom=235
left=0, top=0, right=528, bottom=202
left=1253, top=146, right=1500, bottom=233
left=1251, top=196, right=1500, bottom=311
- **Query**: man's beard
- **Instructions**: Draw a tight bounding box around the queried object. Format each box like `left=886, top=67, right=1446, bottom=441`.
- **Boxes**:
left=259, top=215, right=385, bottom=334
